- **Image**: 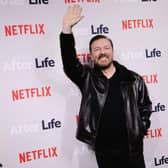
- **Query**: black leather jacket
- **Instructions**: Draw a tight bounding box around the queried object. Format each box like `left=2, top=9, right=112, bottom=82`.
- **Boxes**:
left=60, top=33, right=152, bottom=159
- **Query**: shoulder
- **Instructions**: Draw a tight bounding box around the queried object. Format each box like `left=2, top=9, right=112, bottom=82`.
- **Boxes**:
left=114, top=61, right=143, bottom=83
left=128, top=69, right=143, bottom=81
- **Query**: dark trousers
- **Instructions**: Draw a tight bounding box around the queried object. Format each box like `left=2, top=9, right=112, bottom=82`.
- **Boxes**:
left=95, top=150, right=131, bottom=168
left=95, top=150, right=146, bottom=168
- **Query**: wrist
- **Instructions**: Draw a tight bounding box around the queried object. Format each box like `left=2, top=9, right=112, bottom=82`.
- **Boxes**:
left=62, top=24, right=72, bottom=34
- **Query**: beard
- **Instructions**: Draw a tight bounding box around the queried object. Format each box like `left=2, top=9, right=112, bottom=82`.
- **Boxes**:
left=94, top=54, right=113, bottom=70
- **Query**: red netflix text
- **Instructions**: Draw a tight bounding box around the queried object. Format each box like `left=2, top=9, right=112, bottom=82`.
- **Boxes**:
left=144, top=128, right=162, bottom=139
left=76, top=115, right=79, bottom=125
left=142, top=74, right=158, bottom=84
left=77, top=53, right=90, bottom=64
left=12, top=86, right=51, bottom=101
left=19, top=146, right=58, bottom=164
left=4, top=24, right=45, bottom=37
left=122, top=18, right=154, bottom=30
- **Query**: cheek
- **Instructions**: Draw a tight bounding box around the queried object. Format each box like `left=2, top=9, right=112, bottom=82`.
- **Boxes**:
left=90, top=54, right=98, bottom=61
left=107, top=51, right=113, bottom=58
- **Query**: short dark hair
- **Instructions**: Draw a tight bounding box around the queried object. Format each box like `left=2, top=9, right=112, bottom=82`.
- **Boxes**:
left=89, top=35, right=114, bottom=52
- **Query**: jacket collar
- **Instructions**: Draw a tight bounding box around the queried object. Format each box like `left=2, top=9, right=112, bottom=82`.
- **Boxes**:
left=92, top=60, right=136, bottom=83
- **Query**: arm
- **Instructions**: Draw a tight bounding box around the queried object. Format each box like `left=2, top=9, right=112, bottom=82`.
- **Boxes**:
left=60, top=5, right=85, bottom=91
left=138, top=77, right=152, bottom=135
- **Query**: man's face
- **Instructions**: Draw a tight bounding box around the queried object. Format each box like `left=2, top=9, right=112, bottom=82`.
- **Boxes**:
left=90, top=38, right=114, bottom=69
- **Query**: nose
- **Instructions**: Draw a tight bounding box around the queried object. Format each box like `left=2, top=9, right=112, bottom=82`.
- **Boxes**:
left=100, top=48, right=105, bottom=54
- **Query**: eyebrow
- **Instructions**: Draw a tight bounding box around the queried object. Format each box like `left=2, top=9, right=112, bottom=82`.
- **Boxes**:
left=93, top=45, right=111, bottom=49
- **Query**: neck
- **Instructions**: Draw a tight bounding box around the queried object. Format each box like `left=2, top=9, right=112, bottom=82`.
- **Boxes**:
left=102, top=63, right=116, bottom=79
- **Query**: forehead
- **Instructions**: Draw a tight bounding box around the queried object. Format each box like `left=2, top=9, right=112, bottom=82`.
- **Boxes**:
left=91, top=38, right=111, bottom=48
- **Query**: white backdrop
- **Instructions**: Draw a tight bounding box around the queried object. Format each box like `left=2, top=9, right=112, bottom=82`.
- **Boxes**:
left=0, top=0, right=168, bottom=168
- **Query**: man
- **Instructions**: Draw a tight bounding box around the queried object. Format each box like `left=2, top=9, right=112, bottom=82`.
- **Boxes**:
left=60, top=5, right=152, bottom=168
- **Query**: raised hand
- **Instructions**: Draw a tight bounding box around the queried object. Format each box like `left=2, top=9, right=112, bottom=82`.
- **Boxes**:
left=62, top=5, right=84, bottom=34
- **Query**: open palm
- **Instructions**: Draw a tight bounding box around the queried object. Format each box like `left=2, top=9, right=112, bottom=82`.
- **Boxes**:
left=63, top=5, right=84, bottom=29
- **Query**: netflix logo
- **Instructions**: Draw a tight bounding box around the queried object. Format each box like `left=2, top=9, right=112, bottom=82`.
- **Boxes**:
left=144, top=128, right=162, bottom=139
left=12, top=86, right=51, bottom=101
left=19, top=146, right=58, bottom=164
left=142, top=74, right=158, bottom=84
left=77, top=53, right=90, bottom=64
left=122, top=18, right=154, bottom=31
left=4, top=24, right=45, bottom=37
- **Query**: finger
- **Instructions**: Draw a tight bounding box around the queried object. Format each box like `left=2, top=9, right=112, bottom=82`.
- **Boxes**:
left=77, top=6, right=83, bottom=16
left=72, top=5, right=78, bottom=15
left=67, top=5, right=72, bottom=13
left=72, top=5, right=81, bottom=15
left=75, top=6, right=83, bottom=19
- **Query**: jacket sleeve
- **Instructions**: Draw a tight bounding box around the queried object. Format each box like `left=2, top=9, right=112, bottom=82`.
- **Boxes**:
left=137, top=77, right=152, bottom=135
left=60, top=32, right=86, bottom=91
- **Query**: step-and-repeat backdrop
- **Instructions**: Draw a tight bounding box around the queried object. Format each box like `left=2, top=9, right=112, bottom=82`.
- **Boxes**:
left=0, top=0, right=168, bottom=168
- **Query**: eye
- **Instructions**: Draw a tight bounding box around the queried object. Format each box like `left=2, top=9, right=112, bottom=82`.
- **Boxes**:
left=93, top=48, right=100, bottom=52
left=104, top=46, right=110, bottom=50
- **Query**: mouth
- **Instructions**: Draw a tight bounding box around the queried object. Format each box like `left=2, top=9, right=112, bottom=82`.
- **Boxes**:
left=98, top=54, right=108, bottom=60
